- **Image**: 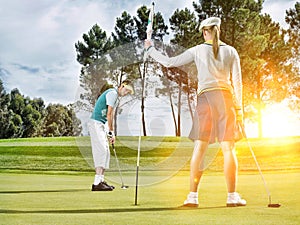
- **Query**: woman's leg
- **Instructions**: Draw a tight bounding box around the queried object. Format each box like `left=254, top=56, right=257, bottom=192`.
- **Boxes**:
left=184, top=140, right=208, bottom=206
left=221, top=141, right=246, bottom=206
left=189, top=140, right=209, bottom=192
left=220, top=141, right=237, bottom=193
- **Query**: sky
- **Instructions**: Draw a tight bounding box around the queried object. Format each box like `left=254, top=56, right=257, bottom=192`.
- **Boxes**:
left=0, top=0, right=297, bottom=105
left=0, top=0, right=299, bottom=137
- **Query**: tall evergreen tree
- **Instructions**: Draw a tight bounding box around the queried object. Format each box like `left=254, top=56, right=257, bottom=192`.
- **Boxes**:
left=167, top=8, right=200, bottom=135
left=134, top=5, right=168, bottom=42
left=285, top=2, right=300, bottom=113
left=0, top=81, right=14, bottom=138
left=42, top=104, right=82, bottom=137
left=169, top=8, right=201, bottom=48
left=75, top=24, right=113, bottom=110
left=0, top=79, right=81, bottom=138
left=131, top=5, right=168, bottom=136
left=75, top=5, right=169, bottom=136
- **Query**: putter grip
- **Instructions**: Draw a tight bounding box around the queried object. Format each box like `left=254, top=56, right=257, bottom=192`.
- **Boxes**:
left=239, top=122, right=247, bottom=139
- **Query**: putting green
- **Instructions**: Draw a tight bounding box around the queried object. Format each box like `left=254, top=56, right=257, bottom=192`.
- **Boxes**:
left=0, top=171, right=299, bottom=225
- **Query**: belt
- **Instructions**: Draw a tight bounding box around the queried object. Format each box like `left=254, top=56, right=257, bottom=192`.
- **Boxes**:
left=197, top=87, right=230, bottom=96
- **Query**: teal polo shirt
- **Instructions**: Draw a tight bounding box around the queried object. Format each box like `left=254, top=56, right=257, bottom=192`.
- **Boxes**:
left=91, top=88, right=118, bottom=124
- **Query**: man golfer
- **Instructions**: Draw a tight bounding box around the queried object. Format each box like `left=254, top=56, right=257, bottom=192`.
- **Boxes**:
left=144, top=17, right=246, bottom=207
left=89, top=80, right=134, bottom=191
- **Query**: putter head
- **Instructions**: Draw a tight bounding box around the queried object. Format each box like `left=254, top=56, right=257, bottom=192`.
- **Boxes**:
left=121, top=185, right=129, bottom=189
left=268, top=203, right=281, bottom=208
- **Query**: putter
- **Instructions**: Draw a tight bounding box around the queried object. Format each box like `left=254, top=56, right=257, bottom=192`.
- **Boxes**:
left=111, top=144, right=129, bottom=189
left=239, top=123, right=281, bottom=208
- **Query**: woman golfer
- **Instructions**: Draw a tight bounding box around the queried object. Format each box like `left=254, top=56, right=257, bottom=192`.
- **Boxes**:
left=89, top=81, right=134, bottom=191
left=144, top=17, right=246, bottom=207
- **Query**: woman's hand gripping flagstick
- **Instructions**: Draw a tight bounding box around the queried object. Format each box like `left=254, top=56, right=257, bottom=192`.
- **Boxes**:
left=143, top=2, right=154, bottom=62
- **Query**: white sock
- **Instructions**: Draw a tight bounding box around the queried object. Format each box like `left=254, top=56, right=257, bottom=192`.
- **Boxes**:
left=94, top=175, right=104, bottom=185
left=228, top=192, right=237, bottom=197
left=188, top=192, right=198, bottom=198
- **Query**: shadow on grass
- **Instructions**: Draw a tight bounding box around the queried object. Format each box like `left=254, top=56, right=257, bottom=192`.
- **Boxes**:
left=0, top=206, right=227, bottom=214
left=0, top=189, right=228, bottom=214
left=0, top=189, right=87, bottom=194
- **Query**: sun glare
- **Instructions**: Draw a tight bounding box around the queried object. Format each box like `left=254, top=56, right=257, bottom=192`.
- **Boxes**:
left=261, top=103, right=300, bottom=138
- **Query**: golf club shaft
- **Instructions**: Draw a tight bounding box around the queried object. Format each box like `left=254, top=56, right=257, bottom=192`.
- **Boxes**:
left=112, top=144, right=125, bottom=186
left=240, top=124, right=271, bottom=203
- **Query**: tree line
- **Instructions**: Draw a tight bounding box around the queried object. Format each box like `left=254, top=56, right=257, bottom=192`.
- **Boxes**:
left=75, top=0, right=299, bottom=138
left=0, top=79, right=82, bottom=138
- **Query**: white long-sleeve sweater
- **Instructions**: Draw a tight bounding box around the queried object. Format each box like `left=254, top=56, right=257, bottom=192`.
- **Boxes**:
left=147, top=41, right=243, bottom=108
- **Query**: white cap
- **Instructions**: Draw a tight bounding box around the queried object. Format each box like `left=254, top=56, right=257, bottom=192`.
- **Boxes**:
left=199, top=17, right=221, bottom=33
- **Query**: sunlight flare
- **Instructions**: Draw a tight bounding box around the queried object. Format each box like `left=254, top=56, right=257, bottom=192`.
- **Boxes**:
left=261, top=103, right=300, bottom=138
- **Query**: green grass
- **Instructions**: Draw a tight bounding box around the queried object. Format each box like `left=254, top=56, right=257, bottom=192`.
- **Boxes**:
left=0, top=136, right=300, bottom=224
left=0, top=172, right=299, bottom=225
left=0, top=136, right=299, bottom=173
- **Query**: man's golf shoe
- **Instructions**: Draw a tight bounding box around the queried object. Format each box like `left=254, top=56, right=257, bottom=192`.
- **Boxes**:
left=92, top=181, right=114, bottom=191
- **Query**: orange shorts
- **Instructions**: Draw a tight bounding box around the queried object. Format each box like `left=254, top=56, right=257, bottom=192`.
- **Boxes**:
left=189, top=90, right=237, bottom=143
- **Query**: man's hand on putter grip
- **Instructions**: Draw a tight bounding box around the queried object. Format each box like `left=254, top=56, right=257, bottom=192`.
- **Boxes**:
left=107, top=131, right=115, bottom=144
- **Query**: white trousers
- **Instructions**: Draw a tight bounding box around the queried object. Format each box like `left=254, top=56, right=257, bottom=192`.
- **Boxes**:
left=88, top=119, right=110, bottom=169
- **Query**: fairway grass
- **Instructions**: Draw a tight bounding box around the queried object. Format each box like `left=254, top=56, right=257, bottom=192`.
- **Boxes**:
left=1, top=136, right=300, bottom=224
left=1, top=136, right=299, bottom=173
left=0, top=171, right=299, bottom=225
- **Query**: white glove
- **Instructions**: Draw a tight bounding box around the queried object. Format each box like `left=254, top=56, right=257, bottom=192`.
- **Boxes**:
left=107, top=131, right=114, bottom=139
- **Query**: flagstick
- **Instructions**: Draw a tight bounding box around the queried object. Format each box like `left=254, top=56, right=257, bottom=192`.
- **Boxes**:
left=134, top=2, right=154, bottom=206
left=134, top=113, right=142, bottom=205
left=135, top=61, right=146, bottom=206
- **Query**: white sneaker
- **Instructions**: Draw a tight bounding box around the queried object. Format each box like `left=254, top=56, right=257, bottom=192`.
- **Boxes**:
left=183, top=194, right=199, bottom=207
left=227, top=192, right=246, bottom=207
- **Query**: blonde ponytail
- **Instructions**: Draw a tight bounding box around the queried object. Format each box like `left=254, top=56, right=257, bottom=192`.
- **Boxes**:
left=212, top=25, right=220, bottom=59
